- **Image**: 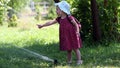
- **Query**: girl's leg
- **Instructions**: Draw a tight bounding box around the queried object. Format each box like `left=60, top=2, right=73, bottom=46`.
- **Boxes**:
left=74, top=49, right=82, bottom=65
left=67, top=50, right=72, bottom=64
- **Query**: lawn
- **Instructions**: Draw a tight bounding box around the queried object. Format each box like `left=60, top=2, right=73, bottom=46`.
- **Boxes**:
left=0, top=18, right=120, bottom=68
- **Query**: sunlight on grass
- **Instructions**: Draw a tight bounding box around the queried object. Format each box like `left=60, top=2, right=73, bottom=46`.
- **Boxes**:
left=0, top=19, right=59, bottom=46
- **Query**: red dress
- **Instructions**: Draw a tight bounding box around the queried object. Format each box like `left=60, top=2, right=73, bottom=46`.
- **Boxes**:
left=56, top=16, right=82, bottom=51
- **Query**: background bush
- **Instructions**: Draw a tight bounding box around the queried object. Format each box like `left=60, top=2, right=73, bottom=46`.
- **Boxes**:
left=8, top=14, right=18, bottom=27
left=0, top=0, right=9, bottom=25
left=67, top=0, right=120, bottom=43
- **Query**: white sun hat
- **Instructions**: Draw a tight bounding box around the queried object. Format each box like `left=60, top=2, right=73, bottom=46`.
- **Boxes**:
left=55, top=1, right=71, bottom=15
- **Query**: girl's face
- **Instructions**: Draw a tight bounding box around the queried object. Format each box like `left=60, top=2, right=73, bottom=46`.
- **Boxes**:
left=56, top=6, right=62, bottom=17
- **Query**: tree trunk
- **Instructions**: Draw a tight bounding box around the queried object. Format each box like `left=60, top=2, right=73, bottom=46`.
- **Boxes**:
left=104, top=0, right=108, bottom=7
left=91, top=0, right=101, bottom=41
left=53, top=0, right=60, bottom=3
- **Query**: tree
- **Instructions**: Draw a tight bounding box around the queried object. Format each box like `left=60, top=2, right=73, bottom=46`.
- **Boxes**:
left=8, top=0, right=28, bottom=11
left=0, top=0, right=10, bottom=25
left=104, top=0, right=108, bottom=7
left=53, top=0, right=60, bottom=3
left=98, top=0, right=119, bottom=41
left=90, top=0, right=101, bottom=41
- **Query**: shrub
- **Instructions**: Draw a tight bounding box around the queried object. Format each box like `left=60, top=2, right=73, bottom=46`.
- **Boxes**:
left=0, top=0, right=9, bottom=25
left=8, top=14, right=18, bottom=27
left=68, top=0, right=120, bottom=42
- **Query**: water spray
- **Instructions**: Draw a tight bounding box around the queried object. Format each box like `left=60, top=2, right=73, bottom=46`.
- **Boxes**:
left=21, top=48, right=58, bottom=65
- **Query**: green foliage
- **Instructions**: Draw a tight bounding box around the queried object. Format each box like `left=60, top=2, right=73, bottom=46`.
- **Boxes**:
left=8, top=14, right=18, bottom=27
left=33, top=0, right=56, bottom=20
left=69, top=0, right=92, bottom=41
left=68, top=0, right=120, bottom=43
left=0, top=0, right=28, bottom=26
left=34, top=5, right=41, bottom=20
left=98, top=0, right=120, bottom=41
left=118, top=2, right=120, bottom=33
left=33, top=0, right=54, bottom=6
left=8, top=0, right=28, bottom=11
left=0, top=0, right=10, bottom=25
left=44, top=6, right=57, bottom=19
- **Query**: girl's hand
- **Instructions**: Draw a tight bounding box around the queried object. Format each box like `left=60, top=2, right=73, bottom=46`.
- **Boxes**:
left=37, top=24, right=43, bottom=29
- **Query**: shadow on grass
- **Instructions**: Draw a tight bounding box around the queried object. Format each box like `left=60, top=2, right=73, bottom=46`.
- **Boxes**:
left=23, top=41, right=120, bottom=67
left=23, top=41, right=67, bottom=67
left=0, top=41, right=120, bottom=68
left=0, top=43, right=61, bottom=68
left=80, top=43, right=120, bottom=67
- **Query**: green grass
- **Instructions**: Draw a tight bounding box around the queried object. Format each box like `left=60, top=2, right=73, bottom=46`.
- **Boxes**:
left=0, top=20, right=120, bottom=68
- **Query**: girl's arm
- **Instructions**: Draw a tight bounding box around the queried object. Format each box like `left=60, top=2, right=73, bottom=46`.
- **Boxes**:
left=37, top=19, right=57, bottom=28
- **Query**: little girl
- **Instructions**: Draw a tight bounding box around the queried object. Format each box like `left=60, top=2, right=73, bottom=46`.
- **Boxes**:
left=37, top=1, right=83, bottom=65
